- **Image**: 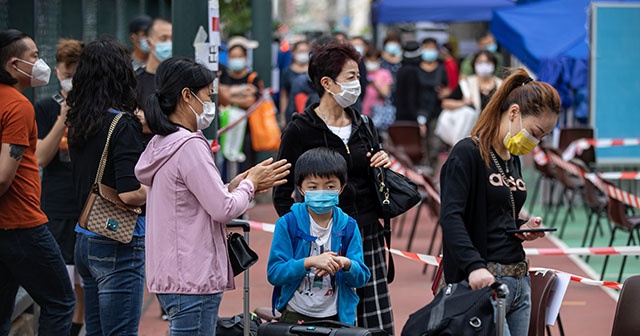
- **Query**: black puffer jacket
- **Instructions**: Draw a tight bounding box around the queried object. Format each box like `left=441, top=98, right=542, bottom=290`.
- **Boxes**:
left=273, top=103, right=379, bottom=221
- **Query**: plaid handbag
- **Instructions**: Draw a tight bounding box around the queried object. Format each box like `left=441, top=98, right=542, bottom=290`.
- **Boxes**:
left=78, top=113, right=142, bottom=244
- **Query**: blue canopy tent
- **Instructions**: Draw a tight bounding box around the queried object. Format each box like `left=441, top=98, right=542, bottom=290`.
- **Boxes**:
left=490, top=0, right=640, bottom=121
left=372, top=0, right=515, bottom=24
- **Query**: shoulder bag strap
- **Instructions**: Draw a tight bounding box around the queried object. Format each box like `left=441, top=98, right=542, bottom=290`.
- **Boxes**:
left=360, top=114, right=395, bottom=283
left=94, top=113, right=123, bottom=185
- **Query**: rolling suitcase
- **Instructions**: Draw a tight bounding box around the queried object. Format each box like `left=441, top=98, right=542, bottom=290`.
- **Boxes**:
left=258, top=320, right=388, bottom=336
left=218, top=219, right=257, bottom=336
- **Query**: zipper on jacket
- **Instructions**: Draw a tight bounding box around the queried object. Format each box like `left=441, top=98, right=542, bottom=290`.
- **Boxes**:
left=344, top=143, right=350, bottom=155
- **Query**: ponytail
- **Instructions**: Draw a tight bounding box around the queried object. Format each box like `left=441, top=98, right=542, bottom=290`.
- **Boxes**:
left=145, top=92, right=178, bottom=136
left=144, top=57, right=215, bottom=136
left=471, top=68, right=561, bottom=166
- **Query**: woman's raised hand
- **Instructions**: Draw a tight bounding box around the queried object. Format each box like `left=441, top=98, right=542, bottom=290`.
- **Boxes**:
left=246, top=158, right=291, bottom=194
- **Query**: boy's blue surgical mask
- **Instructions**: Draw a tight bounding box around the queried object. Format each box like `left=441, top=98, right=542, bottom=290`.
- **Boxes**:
left=303, top=190, right=340, bottom=214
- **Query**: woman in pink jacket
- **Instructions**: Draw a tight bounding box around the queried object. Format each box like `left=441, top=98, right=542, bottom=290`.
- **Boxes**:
left=135, top=57, right=290, bottom=335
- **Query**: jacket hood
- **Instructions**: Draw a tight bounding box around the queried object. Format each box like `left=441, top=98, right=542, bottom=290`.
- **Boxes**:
left=135, top=128, right=205, bottom=185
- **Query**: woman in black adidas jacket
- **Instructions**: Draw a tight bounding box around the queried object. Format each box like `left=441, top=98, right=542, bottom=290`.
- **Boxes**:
left=273, top=40, right=394, bottom=335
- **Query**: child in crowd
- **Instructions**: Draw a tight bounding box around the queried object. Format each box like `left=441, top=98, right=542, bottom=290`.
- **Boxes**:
left=267, top=148, right=370, bottom=325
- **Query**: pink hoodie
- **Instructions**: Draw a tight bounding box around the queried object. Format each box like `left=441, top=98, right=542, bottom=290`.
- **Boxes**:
left=135, top=128, right=254, bottom=294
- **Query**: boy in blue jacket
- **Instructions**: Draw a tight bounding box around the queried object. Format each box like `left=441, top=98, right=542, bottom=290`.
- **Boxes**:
left=268, top=148, right=370, bottom=325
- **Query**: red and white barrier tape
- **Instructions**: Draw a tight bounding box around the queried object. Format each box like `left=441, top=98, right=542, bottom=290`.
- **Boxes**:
left=534, top=147, right=640, bottom=209
left=563, top=138, right=640, bottom=161
left=246, top=218, right=629, bottom=290
left=388, top=248, right=625, bottom=290
left=597, top=171, right=640, bottom=180
left=530, top=268, right=623, bottom=290
left=523, top=246, right=640, bottom=256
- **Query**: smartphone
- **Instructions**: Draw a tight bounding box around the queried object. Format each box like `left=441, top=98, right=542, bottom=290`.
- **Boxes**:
left=506, top=228, right=557, bottom=234
left=52, top=93, right=65, bottom=105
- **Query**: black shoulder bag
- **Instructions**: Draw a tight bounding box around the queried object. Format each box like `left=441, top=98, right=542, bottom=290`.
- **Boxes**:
left=360, top=115, right=421, bottom=283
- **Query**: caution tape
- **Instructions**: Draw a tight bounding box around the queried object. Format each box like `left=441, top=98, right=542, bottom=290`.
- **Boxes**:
left=523, top=246, right=640, bottom=256
left=389, top=248, right=625, bottom=290
left=563, top=138, right=640, bottom=161
left=534, top=147, right=640, bottom=209
left=530, top=268, right=623, bottom=290
left=246, top=218, right=629, bottom=290
left=588, top=171, right=640, bottom=180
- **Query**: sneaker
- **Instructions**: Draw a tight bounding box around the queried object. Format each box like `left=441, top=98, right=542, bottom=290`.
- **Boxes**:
left=161, top=313, right=169, bottom=321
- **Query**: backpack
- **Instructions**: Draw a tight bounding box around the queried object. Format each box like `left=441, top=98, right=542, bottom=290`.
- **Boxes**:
left=270, top=212, right=355, bottom=316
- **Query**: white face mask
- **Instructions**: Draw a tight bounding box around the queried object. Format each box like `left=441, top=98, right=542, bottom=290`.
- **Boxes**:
left=15, top=58, right=51, bottom=87
left=327, top=79, right=361, bottom=108
left=189, top=91, right=216, bottom=130
left=474, top=62, right=495, bottom=78
left=59, top=78, right=73, bottom=93
left=365, top=61, right=380, bottom=72
left=294, top=52, right=309, bottom=64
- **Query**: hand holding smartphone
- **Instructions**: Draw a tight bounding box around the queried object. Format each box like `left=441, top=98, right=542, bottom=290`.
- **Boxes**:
left=506, top=227, right=557, bottom=234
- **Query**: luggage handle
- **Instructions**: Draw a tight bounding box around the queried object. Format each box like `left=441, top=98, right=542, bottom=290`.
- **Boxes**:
left=298, top=319, right=355, bottom=329
left=227, top=219, right=251, bottom=232
left=290, top=325, right=333, bottom=335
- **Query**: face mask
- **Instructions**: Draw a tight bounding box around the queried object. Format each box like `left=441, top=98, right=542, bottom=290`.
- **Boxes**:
left=153, top=41, right=172, bottom=62
left=485, top=42, right=498, bottom=53
left=303, top=190, right=339, bottom=214
left=421, top=49, right=438, bottom=62
left=140, top=38, right=150, bottom=53
left=503, top=113, right=540, bottom=156
left=474, top=62, right=495, bottom=78
left=354, top=45, right=364, bottom=56
left=294, top=52, right=309, bottom=64
left=384, top=43, right=402, bottom=57
left=327, top=79, right=361, bottom=108
left=15, top=58, right=51, bottom=87
left=59, top=78, right=73, bottom=93
left=228, top=58, right=247, bottom=71
left=189, top=91, right=216, bottom=130
left=365, top=61, right=380, bottom=72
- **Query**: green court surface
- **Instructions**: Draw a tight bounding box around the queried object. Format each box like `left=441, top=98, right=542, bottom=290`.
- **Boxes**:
left=522, top=166, right=640, bottom=285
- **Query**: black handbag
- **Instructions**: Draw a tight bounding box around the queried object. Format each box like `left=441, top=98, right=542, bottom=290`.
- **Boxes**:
left=216, top=313, right=262, bottom=336
left=360, top=115, right=421, bottom=283
left=401, top=281, right=497, bottom=336
left=227, top=232, right=259, bottom=277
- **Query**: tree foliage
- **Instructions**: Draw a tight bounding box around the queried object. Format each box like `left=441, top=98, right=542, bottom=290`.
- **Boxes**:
left=220, top=0, right=252, bottom=37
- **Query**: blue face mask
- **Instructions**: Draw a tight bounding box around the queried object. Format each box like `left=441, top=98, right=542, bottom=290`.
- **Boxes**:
left=384, top=43, right=402, bottom=57
left=485, top=42, right=498, bottom=53
left=140, top=38, right=149, bottom=53
left=228, top=57, right=247, bottom=72
left=154, top=41, right=172, bottom=62
left=303, top=190, right=340, bottom=215
left=421, top=49, right=439, bottom=62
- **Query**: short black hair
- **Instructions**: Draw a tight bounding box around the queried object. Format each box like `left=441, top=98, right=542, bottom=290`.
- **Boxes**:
left=295, top=148, right=347, bottom=187
left=129, top=15, right=152, bottom=34
left=0, top=29, right=29, bottom=85
left=422, top=37, right=438, bottom=47
left=146, top=17, right=172, bottom=37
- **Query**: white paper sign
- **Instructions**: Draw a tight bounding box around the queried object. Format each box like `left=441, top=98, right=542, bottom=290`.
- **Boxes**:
left=545, top=272, right=570, bottom=326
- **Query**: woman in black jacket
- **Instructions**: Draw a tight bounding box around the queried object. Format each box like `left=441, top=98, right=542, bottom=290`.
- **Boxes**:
left=439, top=68, right=560, bottom=335
left=273, top=40, right=393, bottom=335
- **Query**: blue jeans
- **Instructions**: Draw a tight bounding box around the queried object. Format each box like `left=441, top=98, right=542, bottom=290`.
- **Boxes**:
left=75, top=233, right=145, bottom=336
left=493, top=275, right=531, bottom=336
left=157, top=293, right=224, bottom=336
left=0, top=224, right=75, bottom=336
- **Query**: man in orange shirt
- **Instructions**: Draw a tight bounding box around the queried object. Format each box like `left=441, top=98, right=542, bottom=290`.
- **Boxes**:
left=0, top=29, right=75, bottom=335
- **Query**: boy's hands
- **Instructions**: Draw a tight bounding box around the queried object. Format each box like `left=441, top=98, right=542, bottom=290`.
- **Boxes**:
left=304, top=252, right=351, bottom=276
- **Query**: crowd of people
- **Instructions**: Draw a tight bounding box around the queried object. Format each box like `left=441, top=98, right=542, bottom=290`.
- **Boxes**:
left=0, top=13, right=561, bottom=336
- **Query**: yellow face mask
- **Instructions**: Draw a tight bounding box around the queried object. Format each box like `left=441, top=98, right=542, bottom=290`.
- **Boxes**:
left=503, top=113, right=540, bottom=156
